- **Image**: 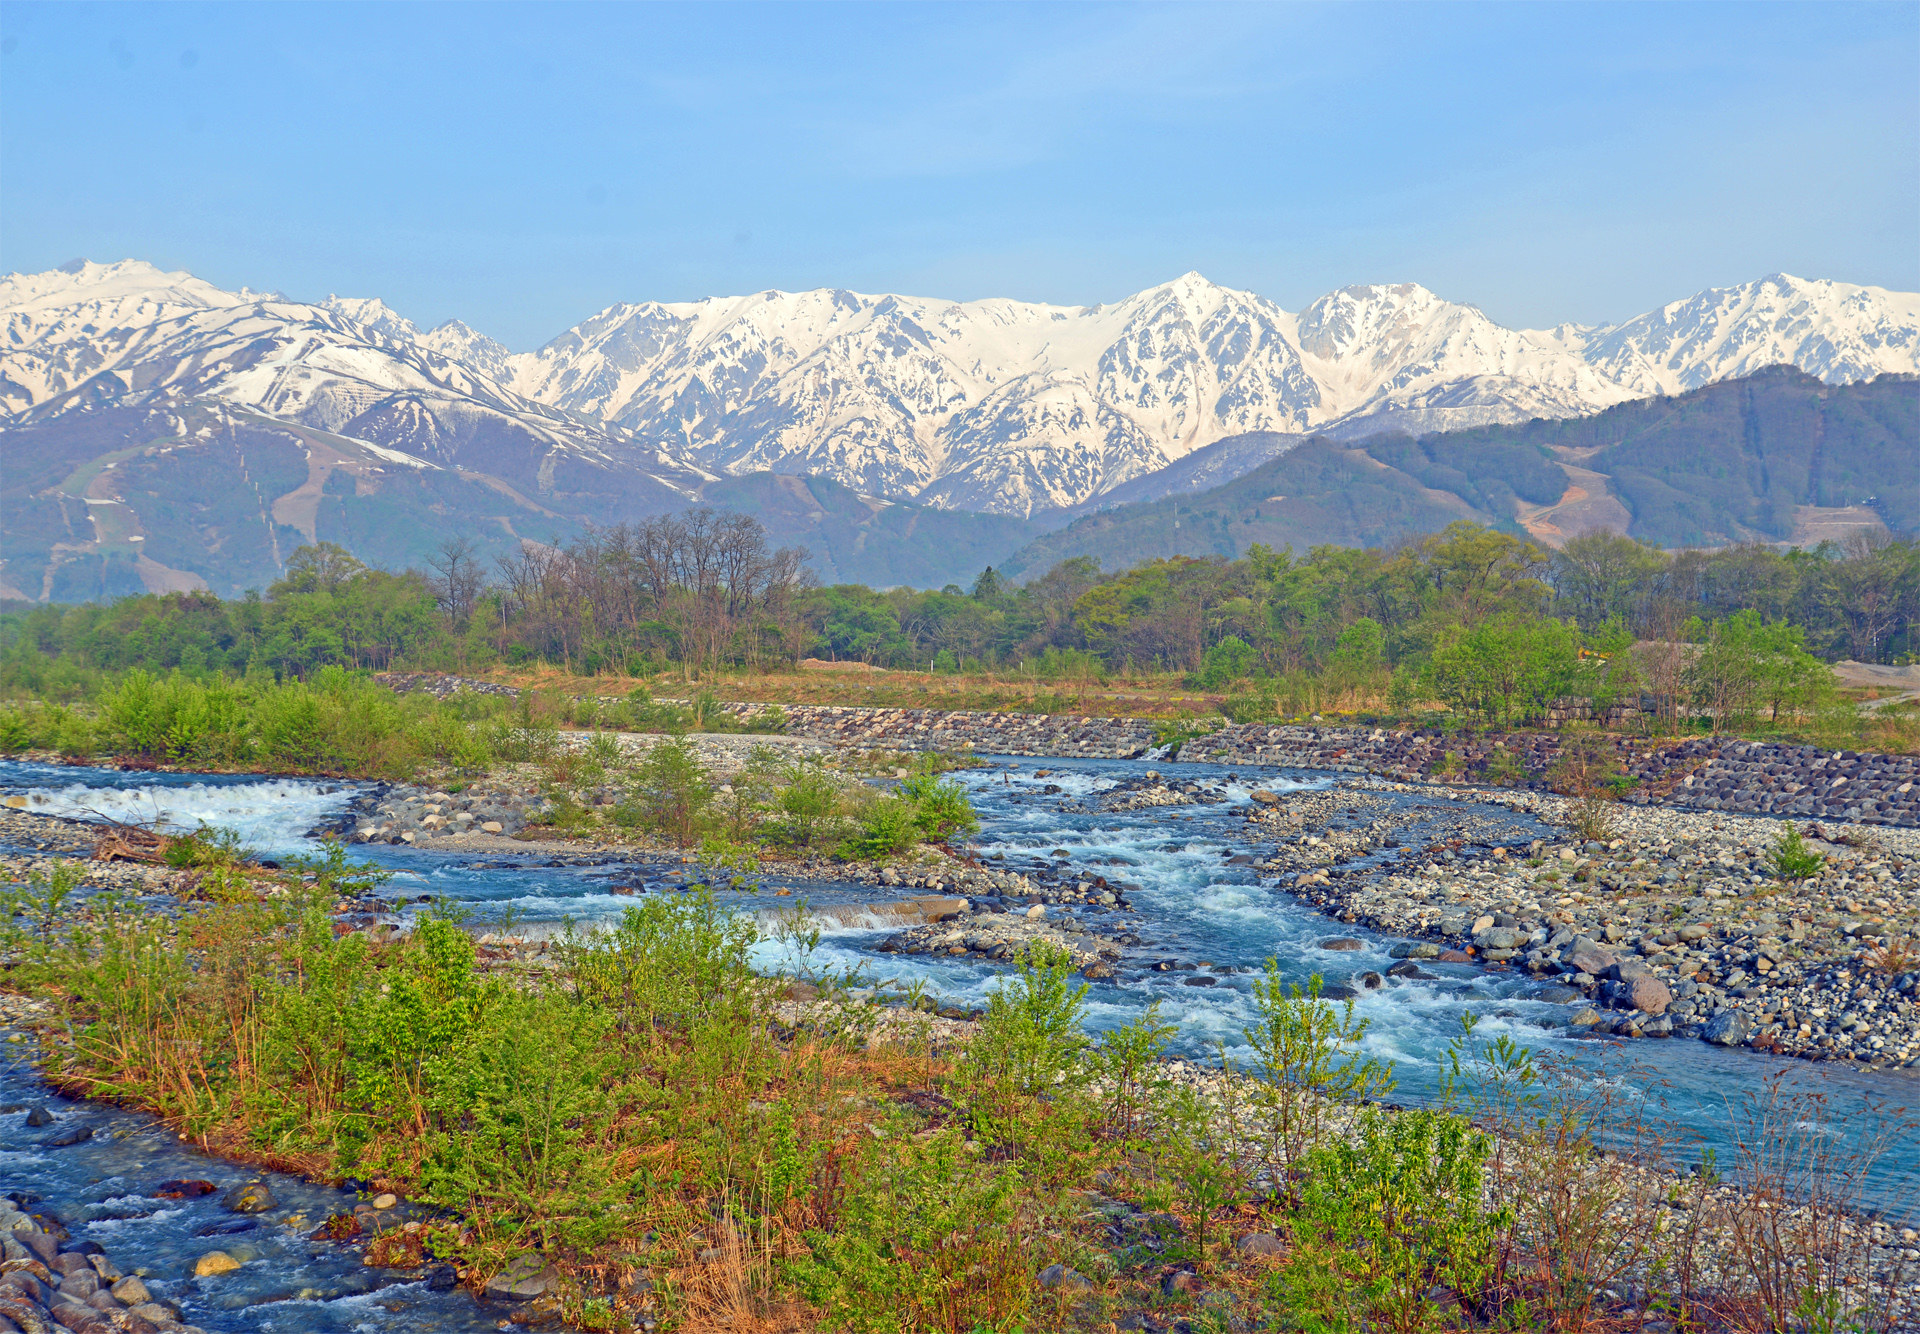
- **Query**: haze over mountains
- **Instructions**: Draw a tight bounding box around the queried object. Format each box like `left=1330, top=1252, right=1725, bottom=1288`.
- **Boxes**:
left=2, top=258, right=1916, bottom=601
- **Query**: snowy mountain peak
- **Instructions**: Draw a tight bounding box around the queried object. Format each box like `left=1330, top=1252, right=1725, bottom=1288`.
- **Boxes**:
left=0, top=257, right=244, bottom=315
left=319, top=295, right=421, bottom=345
left=1579, top=272, right=1920, bottom=396
left=5, top=261, right=1915, bottom=517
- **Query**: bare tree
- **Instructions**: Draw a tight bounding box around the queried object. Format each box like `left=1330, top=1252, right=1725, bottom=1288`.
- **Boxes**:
left=427, top=537, right=485, bottom=628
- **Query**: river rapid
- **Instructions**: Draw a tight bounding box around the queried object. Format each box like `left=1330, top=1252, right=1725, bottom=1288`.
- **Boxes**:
left=3, top=753, right=1917, bottom=1330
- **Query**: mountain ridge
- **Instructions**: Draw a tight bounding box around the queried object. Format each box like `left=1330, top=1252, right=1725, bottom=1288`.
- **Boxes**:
left=7, top=260, right=1914, bottom=518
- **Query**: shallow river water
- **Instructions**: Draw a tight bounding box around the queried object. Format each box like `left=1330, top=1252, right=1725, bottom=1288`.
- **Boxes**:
left=3, top=753, right=1916, bottom=1331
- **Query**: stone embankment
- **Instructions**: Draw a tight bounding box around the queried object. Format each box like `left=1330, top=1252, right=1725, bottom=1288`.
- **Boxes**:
left=1194, top=726, right=1920, bottom=829
left=373, top=676, right=1919, bottom=828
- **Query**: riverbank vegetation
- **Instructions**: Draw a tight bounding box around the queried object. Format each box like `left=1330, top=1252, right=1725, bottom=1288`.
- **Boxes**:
left=3, top=855, right=1912, bottom=1332
left=3, top=517, right=1917, bottom=756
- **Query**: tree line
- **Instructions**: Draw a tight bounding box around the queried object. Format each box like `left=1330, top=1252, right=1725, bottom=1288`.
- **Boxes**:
left=3, top=510, right=1915, bottom=710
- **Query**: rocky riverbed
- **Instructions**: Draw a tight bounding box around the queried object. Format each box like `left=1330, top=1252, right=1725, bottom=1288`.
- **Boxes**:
left=1247, top=781, right=1920, bottom=1067
left=370, top=677, right=1920, bottom=829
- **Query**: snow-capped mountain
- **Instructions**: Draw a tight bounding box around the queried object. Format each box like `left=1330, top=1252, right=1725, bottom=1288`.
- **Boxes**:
left=496, top=269, right=1916, bottom=511
left=5, top=261, right=1914, bottom=517
left=1554, top=274, right=1920, bottom=397
left=1, top=260, right=706, bottom=513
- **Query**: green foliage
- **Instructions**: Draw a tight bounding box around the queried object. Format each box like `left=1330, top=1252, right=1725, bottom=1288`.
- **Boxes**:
left=2, top=859, right=84, bottom=959
left=1243, top=968, right=1396, bottom=1180
left=624, top=736, right=714, bottom=848
left=1271, top=1108, right=1508, bottom=1334
left=791, top=1124, right=1031, bottom=1334
left=1191, top=634, right=1256, bottom=689
left=961, top=942, right=1092, bottom=1154
left=162, top=822, right=256, bottom=869
left=1688, top=609, right=1834, bottom=730
left=769, top=759, right=845, bottom=849
left=1428, top=615, right=1581, bottom=725
left=841, top=795, right=921, bottom=859
left=897, top=773, right=980, bottom=842
left=1768, top=827, right=1826, bottom=883
left=1094, top=1001, right=1177, bottom=1140
left=0, top=665, right=496, bottom=778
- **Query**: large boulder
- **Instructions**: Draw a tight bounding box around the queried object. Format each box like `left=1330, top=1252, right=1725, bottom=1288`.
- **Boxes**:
left=1703, top=1010, right=1750, bottom=1047
left=1624, top=974, right=1672, bottom=1015
left=486, top=1253, right=558, bottom=1301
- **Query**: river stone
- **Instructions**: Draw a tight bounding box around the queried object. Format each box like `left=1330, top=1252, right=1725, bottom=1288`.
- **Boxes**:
left=1036, top=1262, right=1094, bottom=1292
left=111, top=1276, right=152, bottom=1304
left=486, top=1253, right=557, bottom=1300
left=1567, top=946, right=1616, bottom=976
left=1319, top=938, right=1364, bottom=951
left=1389, top=942, right=1441, bottom=959
left=154, top=1180, right=216, bottom=1199
left=1568, top=1007, right=1605, bottom=1028
left=1606, top=959, right=1651, bottom=982
left=194, top=1251, right=242, bottom=1277
left=43, top=1123, right=93, bottom=1147
left=222, top=1182, right=276, bottom=1214
left=1625, top=975, right=1672, bottom=1015
left=1703, top=1011, right=1750, bottom=1047
left=22, top=1105, right=53, bottom=1127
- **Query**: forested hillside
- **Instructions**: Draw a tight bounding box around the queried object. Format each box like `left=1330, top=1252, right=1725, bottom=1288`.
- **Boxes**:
left=1004, top=368, right=1917, bottom=574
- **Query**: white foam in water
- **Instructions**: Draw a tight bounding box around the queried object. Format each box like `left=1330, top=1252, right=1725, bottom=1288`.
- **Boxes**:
left=15, top=778, right=355, bottom=855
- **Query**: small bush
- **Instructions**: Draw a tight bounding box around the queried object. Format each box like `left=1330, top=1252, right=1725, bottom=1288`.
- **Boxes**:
left=841, top=795, right=919, bottom=859
left=1272, top=1108, right=1507, bottom=1334
left=1767, top=827, right=1825, bottom=882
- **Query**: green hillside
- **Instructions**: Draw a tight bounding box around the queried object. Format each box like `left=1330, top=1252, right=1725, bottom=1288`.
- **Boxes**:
left=1001, top=368, right=1917, bottom=577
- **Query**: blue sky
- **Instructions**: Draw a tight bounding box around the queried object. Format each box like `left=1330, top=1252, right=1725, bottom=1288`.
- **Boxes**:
left=2, top=1, right=1914, bottom=348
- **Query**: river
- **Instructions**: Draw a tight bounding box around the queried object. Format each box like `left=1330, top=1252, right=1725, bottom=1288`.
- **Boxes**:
left=2, top=752, right=1915, bottom=1333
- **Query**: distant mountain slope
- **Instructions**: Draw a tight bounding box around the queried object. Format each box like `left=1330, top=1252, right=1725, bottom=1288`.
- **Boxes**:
left=10, top=260, right=1913, bottom=521
left=1000, top=368, right=1918, bottom=578
left=0, top=259, right=708, bottom=510
left=0, top=394, right=1061, bottom=600
left=698, top=474, right=1065, bottom=588
left=0, top=399, right=596, bottom=601
left=999, top=440, right=1486, bottom=579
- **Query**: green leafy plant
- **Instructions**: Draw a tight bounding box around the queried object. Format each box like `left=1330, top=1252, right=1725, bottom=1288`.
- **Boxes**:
left=1271, top=1108, right=1507, bottom=1334
left=898, top=772, right=980, bottom=843
left=1243, top=968, right=1395, bottom=1180
left=1095, top=1000, right=1176, bottom=1141
left=1768, top=827, right=1825, bottom=883
left=625, top=736, right=714, bottom=847
left=161, top=821, right=256, bottom=869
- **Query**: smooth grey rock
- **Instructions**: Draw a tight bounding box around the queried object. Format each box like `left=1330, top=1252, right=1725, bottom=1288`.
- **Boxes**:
left=221, top=1182, right=275, bottom=1214
left=1036, top=1262, right=1094, bottom=1292
left=1704, top=1010, right=1750, bottom=1047
left=485, top=1253, right=556, bottom=1300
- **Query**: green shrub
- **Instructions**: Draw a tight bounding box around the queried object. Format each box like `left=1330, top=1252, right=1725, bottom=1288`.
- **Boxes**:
left=841, top=795, right=920, bottom=859
left=1768, top=827, right=1825, bottom=882
left=1271, top=1108, right=1507, bottom=1334
left=899, top=773, right=979, bottom=842
left=770, top=760, right=844, bottom=849
left=791, top=1125, right=1031, bottom=1334
left=1244, top=968, right=1395, bottom=1180
left=624, top=736, right=713, bottom=847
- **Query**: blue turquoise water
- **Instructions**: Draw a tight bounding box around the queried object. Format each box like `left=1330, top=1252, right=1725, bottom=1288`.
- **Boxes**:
left=4, top=755, right=1915, bottom=1227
